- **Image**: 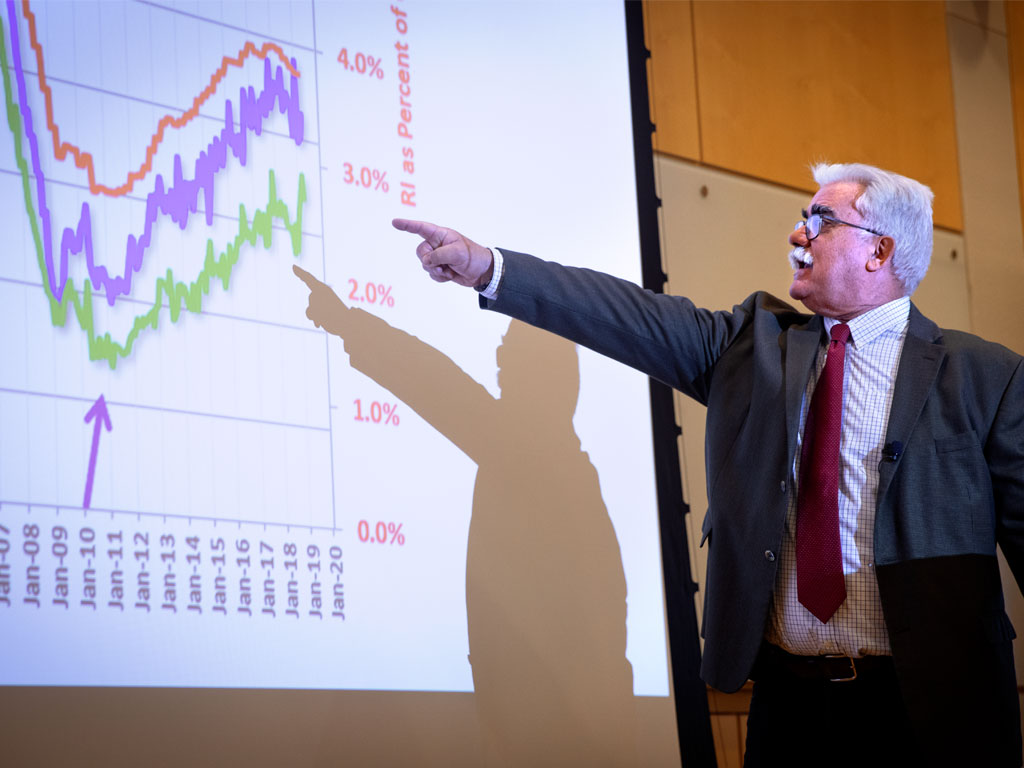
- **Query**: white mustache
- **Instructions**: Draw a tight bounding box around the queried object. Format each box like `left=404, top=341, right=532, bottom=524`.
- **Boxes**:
left=788, top=247, right=813, bottom=270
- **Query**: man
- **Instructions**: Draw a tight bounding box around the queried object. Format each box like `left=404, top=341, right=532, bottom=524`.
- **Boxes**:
left=303, top=162, right=1023, bottom=765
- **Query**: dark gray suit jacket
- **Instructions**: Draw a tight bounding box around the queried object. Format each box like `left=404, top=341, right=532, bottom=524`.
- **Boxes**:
left=482, top=249, right=1024, bottom=765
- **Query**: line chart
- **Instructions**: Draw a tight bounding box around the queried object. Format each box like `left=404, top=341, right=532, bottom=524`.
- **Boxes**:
left=0, top=0, right=672, bottom=699
left=19, top=0, right=301, bottom=198
left=0, top=0, right=329, bottom=518
left=7, top=0, right=306, bottom=308
left=2, top=20, right=308, bottom=367
left=0, top=0, right=467, bottom=692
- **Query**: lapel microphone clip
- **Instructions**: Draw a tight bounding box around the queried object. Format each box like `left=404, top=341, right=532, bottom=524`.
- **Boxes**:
left=882, top=441, right=904, bottom=462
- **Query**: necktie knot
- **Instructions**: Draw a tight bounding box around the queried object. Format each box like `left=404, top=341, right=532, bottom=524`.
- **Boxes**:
left=830, top=323, right=851, bottom=346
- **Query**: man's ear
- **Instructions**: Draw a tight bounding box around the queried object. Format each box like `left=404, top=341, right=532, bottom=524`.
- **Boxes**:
left=866, top=236, right=895, bottom=272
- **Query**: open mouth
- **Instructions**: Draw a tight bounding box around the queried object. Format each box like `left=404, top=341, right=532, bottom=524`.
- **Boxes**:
left=788, top=247, right=813, bottom=271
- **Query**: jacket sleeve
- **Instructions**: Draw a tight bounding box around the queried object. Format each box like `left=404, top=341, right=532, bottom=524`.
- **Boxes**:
left=480, top=249, right=756, bottom=405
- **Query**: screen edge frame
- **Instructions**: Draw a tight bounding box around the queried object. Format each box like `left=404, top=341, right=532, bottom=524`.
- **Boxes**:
left=623, top=3, right=718, bottom=766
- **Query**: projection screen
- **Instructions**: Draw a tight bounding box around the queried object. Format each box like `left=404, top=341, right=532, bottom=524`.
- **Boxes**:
left=0, top=1, right=697, bottom=765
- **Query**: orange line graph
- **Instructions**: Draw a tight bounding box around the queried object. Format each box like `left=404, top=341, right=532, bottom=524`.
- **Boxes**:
left=21, top=0, right=302, bottom=198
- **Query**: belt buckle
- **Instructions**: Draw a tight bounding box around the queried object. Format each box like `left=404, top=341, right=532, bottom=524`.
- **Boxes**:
left=825, top=654, right=857, bottom=682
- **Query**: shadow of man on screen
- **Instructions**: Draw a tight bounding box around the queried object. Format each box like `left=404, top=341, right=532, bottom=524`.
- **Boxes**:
left=295, top=267, right=636, bottom=766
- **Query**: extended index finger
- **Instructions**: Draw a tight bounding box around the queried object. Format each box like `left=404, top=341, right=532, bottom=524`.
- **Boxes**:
left=392, top=218, right=443, bottom=246
left=292, top=264, right=323, bottom=290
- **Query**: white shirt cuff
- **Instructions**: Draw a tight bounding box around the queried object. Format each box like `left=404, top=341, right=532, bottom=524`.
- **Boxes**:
left=477, top=247, right=504, bottom=299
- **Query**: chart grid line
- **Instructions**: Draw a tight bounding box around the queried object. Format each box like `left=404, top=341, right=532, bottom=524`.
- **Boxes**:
left=0, top=165, right=325, bottom=241
left=13, top=68, right=320, bottom=148
left=0, top=274, right=326, bottom=333
left=0, top=386, right=332, bottom=432
left=309, top=0, right=338, bottom=532
left=134, top=0, right=320, bottom=55
left=0, top=500, right=340, bottom=533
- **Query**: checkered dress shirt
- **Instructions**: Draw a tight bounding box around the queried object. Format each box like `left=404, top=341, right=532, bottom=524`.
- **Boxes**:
left=767, top=296, right=911, bottom=656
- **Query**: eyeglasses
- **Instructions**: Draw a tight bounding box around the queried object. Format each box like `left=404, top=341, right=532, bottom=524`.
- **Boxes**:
left=795, top=213, right=885, bottom=241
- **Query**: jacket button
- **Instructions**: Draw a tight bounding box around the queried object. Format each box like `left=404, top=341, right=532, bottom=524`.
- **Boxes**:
left=780, top=481, right=787, bottom=493
left=764, top=550, right=776, bottom=562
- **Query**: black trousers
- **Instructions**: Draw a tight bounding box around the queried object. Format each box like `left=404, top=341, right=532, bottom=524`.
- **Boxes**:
left=743, top=644, right=920, bottom=768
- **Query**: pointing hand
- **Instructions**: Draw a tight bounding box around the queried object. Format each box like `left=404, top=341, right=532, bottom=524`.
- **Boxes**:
left=392, top=219, right=494, bottom=288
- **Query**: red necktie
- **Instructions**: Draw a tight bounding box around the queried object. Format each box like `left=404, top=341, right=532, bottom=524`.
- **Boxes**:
left=797, top=323, right=850, bottom=623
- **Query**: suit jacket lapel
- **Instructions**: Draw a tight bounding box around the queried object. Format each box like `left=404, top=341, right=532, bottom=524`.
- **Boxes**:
left=784, top=318, right=823, bottom=466
left=877, top=304, right=946, bottom=505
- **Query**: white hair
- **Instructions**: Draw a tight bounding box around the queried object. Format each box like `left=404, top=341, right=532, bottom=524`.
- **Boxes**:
left=812, top=162, right=934, bottom=295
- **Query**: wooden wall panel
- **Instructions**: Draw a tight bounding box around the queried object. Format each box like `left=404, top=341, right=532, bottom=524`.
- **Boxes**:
left=707, top=683, right=752, bottom=768
left=685, top=1, right=962, bottom=231
left=644, top=0, right=700, bottom=159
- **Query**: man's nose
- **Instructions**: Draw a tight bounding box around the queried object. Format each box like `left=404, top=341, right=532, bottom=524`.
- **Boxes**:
left=789, top=224, right=809, bottom=247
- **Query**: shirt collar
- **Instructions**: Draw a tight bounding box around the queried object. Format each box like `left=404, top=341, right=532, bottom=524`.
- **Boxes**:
left=823, top=296, right=910, bottom=350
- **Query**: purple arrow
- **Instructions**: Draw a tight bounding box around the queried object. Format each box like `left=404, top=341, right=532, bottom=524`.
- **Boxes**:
left=83, top=395, right=112, bottom=510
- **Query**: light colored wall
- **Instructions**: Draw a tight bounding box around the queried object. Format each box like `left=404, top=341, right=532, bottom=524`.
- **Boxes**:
left=947, top=0, right=1024, bottom=355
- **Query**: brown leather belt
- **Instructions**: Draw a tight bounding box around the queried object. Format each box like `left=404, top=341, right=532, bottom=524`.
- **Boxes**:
left=755, top=642, right=895, bottom=683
